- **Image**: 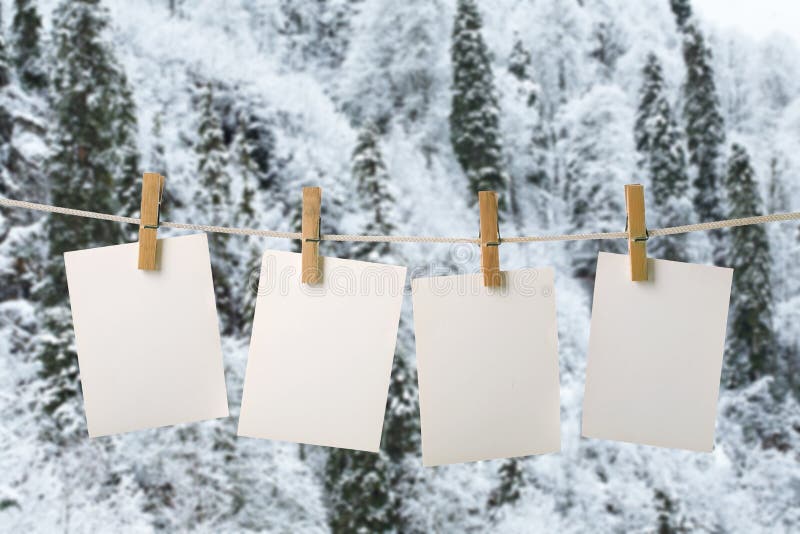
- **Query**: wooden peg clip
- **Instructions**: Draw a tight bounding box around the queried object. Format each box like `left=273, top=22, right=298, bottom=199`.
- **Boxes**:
left=301, top=186, right=322, bottom=284
left=624, top=183, right=648, bottom=281
left=137, top=172, right=165, bottom=270
left=479, top=190, right=501, bottom=287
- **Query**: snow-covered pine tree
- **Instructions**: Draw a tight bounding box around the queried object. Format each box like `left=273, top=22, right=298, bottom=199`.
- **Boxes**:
left=382, top=348, right=420, bottom=463
left=228, top=109, right=280, bottom=194
left=0, top=6, right=42, bottom=302
left=351, top=122, right=394, bottom=260
left=635, top=53, right=692, bottom=262
left=0, top=22, right=10, bottom=88
left=233, top=116, right=263, bottom=335
left=723, top=144, right=777, bottom=390
left=112, top=73, right=143, bottom=241
left=22, top=15, right=148, bottom=519
left=634, top=53, right=663, bottom=157
left=450, top=0, right=507, bottom=205
left=486, top=458, right=524, bottom=516
left=324, top=447, right=393, bottom=533
left=194, top=82, right=238, bottom=334
left=323, top=144, right=415, bottom=531
left=11, top=0, right=46, bottom=90
left=381, top=345, right=422, bottom=531
left=669, top=0, right=693, bottom=29
left=239, top=175, right=256, bottom=225
left=324, top=353, right=397, bottom=532
left=561, top=85, right=631, bottom=281
left=36, top=0, right=129, bottom=423
left=680, top=21, right=727, bottom=264
left=196, top=84, right=231, bottom=218
left=234, top=117, right=259, bottom=228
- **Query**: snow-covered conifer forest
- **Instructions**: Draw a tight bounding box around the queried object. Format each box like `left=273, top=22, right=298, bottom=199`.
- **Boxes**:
left=1, top=0, right=799, bottom=531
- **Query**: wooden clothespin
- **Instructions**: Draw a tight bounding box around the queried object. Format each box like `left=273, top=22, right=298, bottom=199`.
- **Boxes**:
left=479, top=191, right=501, bottom=287
left=624, top=183, right=648, bottom=281
left=301, top=186, right=322, bottom=284
left=137, top=172, right=165, bottom=270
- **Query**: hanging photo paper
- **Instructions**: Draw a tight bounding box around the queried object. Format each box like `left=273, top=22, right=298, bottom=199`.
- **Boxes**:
left=64, top=233, right=229, bottom=437
left=237, top=250, right=406, bottom=452
left=412, top=269, right=561, bottom=466
left=582, top=252, right=733, bottom=451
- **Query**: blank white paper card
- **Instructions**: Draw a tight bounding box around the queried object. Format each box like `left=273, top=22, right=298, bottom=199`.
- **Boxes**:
left=237, top=250, right=406, bottom=452
left=65, top=233, right=229, bottom=438
left=412, top=269, right=561, bottom=466
left=582, top=252, right=733, bottom=451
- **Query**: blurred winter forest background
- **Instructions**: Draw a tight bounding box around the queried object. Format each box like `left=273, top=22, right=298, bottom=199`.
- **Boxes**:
left=0, top=0, right=799, bottom=531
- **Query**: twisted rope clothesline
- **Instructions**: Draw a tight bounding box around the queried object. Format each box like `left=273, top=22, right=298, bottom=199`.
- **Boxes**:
left=1, top=197, right=799, bottom=245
